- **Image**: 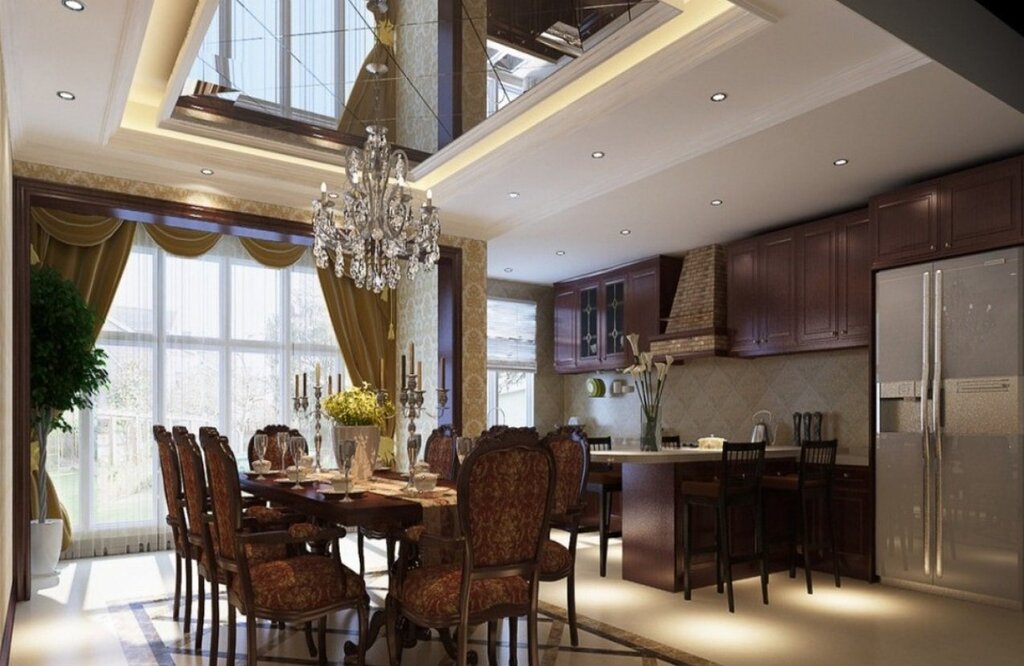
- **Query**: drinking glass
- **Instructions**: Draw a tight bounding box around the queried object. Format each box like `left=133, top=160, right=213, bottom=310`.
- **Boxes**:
left=456, top=436, right=474, bottom=464
left=339, top=439, right=357, bottom=503
left=406, top=435, right=421, bottom=489
left=289, top=435, right=305, bottom=490
left=276, top=432, right=289, bottom=470
left=253, top=434, right=268, bottom=479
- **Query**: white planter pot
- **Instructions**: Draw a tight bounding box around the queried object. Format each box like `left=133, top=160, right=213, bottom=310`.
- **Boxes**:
left=333, top=426, right=380, bottom=481
left=30, top=519, right=64, bottom=577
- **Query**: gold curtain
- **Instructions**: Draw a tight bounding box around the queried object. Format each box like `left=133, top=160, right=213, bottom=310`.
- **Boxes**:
left=144, top=223, right=220, bottom=256
left=317, top=269, right=397, bottom=426
left=338, top=4, right=398, bottom=139
left=239, top=237, right=307, bottom=268
left=29, top=207, right=138, bottom=548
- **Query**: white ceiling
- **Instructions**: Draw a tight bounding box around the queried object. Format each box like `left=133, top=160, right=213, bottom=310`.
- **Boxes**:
left=2, top=0, right=1023, bottom=285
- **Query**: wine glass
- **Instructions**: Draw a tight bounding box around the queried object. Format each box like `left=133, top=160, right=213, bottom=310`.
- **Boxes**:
left=339, top=439, right=357, bottom=503
left=456, top=436, right=473, bottom=465
left=288, top=435, right=305, bottom=490
left=406, top=435, right=421, bottom=490
left=275, top=432, right=289, bottom=470
left=253, top=434, right=268, bottom=479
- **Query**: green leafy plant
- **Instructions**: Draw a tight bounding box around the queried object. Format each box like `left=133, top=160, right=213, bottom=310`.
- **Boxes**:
left=30, top=265, right=109, bottom=523
left=321, top=382, right=394, bottom=429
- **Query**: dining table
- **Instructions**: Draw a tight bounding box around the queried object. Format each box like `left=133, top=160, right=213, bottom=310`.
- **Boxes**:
left=239, top=470, right=460, bottom=656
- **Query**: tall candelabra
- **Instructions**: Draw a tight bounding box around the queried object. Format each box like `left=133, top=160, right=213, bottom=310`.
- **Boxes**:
left=398, top=368, right=450, bottom=489
left=293, top=381, right=324, bottom=472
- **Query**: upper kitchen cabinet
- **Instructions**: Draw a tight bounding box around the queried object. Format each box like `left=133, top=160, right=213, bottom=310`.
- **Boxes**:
left=726, top=230, right=798, bottom=357
left=871, top=156, right=1023, bottom=269
left=553, top=256, right=681, bottom=374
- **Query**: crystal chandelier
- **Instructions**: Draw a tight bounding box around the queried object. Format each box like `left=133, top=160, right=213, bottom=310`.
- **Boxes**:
left=312, top=23, right=440, bottom=294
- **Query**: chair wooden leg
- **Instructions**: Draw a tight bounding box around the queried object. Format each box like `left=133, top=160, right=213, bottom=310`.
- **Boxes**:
left=304, top=621, right=317, bottom=657
left=567, top=572, right=579, bottom=647
left=173, top=553, right=182, bottom=622
left=801, top=495, right=814, bottom=595
left=385, top=596, right=401, bottom=666
left=457, top=615, right=470, bottom=666
left=227, top=604, right=237, bottom=666
left=527, top=604, right=540, bottom=666
left=682, top=500, right=692, bottom=600
left=358, top=530, right=366, bottom=577
left=386, top=536, right=396, bottom=572
left=356, top=596, right=369, bottom=666
left=720, top=505, right=735, bottom=613
left=598, top=490, right=609, bottom=577
left=195, top=575, right=206, bottom=653
left=757, top=498, right=769, bottom=606
left=246, top=615, right=258, bottom=666
left=788, top=497, right=799, bottom=579
left=827, top=490, right=841, bottom=588
left=209, top=581, right=220, bottom=666
left=317, top=617, right=328, bottom=666
left=508, top=617, right=518, bottom=666
left=714, top=506, right=724, bottom=594
left=184, top=554, right=193, bottom=633
left=487, top=621, right=498, bottom=665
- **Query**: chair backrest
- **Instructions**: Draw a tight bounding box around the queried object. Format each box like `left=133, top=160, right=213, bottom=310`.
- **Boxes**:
left=247, top=424, right=304, bottom=468
left=720, top=441, right=767, bottom=497
left=198, top=426, right=221, bottom=450
left=423, top=424, right=458, bottom=480
left=799, top=439, right=838, bottom=488
left=154, top=426, right=187, bottom=551
left=203, top=435, right=245, bottom=565
left=176, top=432, right=216, bottom=571
left=542, top=428, right=589, bottom=520
left=458, top=427, right=554, bottom=571
left=587, top=435, right=612, bottom=451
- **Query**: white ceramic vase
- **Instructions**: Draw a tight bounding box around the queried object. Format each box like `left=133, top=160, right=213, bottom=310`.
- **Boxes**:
left=333, top=425, right=380, bottom=481
left=30, top=518, right=64, bottom=577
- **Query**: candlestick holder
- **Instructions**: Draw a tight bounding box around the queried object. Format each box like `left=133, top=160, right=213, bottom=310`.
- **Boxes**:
left=399, top=372, right=425, bottom=489
left=312, top=382, right=324, bottom=472
left=436, top=387, right=449, bottom=417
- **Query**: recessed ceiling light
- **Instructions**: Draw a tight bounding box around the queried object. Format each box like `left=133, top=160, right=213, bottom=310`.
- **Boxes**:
left=620, top=229, right=631, bottom=236
left=61, top=0, right=86, bottom=11
left=833, top=158, right=849, bottom=166
left=56, top=90, right=76, bottom=101
left=710, top=199, right=723, bottom=206
left=555, top=250, right=566, bottom=256
left=710, top=92, right=728, bottom=102
left=591, top=151, right=605, bottom=159
left=508, top=191, right=520, bottom=199
left=200, top=168, right=215, bottom=176
left=504, top=267, right=514, bottom=273
left=328, top=192, right=339, bottom=199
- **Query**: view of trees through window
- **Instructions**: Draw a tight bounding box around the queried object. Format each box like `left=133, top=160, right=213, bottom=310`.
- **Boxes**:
left=48, top=230, right=346, bottom=546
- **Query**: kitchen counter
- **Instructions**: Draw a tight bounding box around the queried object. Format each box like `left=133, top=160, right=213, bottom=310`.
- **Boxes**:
left=591, top=446, right=801, bottom=464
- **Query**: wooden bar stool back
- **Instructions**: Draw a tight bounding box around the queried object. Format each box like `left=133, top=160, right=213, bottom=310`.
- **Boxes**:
left=763, top=439, right=841, bottom=593
left=681, top=441, right=768, bottom=613
left=584, top=435, right=621, bottom=577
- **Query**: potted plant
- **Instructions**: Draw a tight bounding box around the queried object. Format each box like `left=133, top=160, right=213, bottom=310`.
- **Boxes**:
left=322, top=382, right=394, bottom=479
left=30, top=265, right=109, bottom=575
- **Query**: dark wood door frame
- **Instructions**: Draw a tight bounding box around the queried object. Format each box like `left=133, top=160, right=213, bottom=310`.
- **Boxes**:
left=437, top=246, right=463, bottom=433
left=11, top=176, right=464, bottom=599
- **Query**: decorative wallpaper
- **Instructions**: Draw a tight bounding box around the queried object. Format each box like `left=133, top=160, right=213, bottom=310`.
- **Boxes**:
left=1, top=47, right=16, bottom=622
left=396, top=269, right=439, bottom=468
left=461, top=0, right=488, bottom=132
left=487, top=279, right=563, bottom=433
left=564, top=348, right=871, bottom=463
left=395, top=1, right=438, bottom=154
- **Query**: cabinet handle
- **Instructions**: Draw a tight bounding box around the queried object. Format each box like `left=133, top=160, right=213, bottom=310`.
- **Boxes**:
left=841, top=329, right=848, bottom=335
left=930, top=244, right=936, bottom=250
left=832, top=331, right=838, bottom=337
left=944, top=242, right=951, bottom=249
left=842, top=472, right=850, bottom=479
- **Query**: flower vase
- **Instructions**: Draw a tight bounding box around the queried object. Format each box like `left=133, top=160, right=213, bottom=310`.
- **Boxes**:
left=640, top=408, right=661, bottom=452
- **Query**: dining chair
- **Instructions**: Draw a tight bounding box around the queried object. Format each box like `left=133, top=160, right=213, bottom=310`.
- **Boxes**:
left=154, top=426, right=192, bottom=630
left=204, top=434, right=369, bottom=666
left=356, top=424, right=458, bottom=578
left=681, top=441, right=768, bottom=613
left=584, top=435, right=621, bottom=577
left=762, top=439, right=841, bottom=594
left=386, top=427, right=555, bottom=666
left=507, top=427, right=589, bottom=655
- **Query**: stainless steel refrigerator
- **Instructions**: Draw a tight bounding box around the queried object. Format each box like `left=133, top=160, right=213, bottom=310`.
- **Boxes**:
left=876, top=247, right=1023, bottom=607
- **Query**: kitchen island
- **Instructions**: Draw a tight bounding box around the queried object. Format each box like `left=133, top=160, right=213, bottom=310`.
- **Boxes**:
left=591, top=446, right=801, bottom=592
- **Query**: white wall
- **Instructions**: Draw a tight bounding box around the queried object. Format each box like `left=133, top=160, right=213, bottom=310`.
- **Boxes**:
left=0, top=39, right=16, bottom=625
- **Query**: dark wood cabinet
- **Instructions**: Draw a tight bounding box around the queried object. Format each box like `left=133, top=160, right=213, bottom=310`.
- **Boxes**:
left=726, top=239, right=759, bottom=354
left=837, top=212, right=872, bottom=344
left=811, top=465, right=873, bottom=581
left=553, top=256, right=681, bottom=373
left=872, top=156, right=1024, bottom=268
left=726, top=231, right=799, bottom=356
left=796, top=222, right=838, bottom=344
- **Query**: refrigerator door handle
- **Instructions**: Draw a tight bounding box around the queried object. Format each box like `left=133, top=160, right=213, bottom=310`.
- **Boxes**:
left=933, top=270, right=943, bottom=578
left=921, top=271, right=932, bottom=577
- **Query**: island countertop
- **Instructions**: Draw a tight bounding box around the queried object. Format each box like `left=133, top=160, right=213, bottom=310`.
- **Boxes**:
left=590, top=445, right=801, bottom=464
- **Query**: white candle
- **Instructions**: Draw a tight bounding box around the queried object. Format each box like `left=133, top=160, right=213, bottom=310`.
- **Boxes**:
left=315, top=362, right=321, bottom=385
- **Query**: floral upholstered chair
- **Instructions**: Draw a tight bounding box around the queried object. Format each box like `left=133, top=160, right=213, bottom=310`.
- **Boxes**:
left=423, top=424, right=458, bottom=480
left=385, top=427, right=555, bottom=666
left=154, top=426, right=192, bottom=630
left=203, top=435, right=369, bottom=666
left=246, top=424, right=306, bottom=470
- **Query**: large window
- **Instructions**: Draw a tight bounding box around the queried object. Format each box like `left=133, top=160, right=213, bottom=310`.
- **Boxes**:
left=49, top=229, right=346, bottom=557
left=189, top=0, right=376, bottom=124
left=486, top=298, right=537, bottom=428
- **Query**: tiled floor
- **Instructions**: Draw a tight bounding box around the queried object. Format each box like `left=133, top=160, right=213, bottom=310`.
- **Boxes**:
left=11, top=532, right=1024, bottom=665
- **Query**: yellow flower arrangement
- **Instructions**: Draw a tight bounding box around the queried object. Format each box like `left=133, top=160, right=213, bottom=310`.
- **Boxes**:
left=322, top=383, right=394, bottom=429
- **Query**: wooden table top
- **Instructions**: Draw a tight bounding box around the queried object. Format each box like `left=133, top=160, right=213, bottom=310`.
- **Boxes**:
left=591, top=446, right=801, bottom=464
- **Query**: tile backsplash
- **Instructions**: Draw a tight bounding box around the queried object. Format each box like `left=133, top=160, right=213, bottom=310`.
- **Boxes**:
left=563, top=348, right=870, bottom=462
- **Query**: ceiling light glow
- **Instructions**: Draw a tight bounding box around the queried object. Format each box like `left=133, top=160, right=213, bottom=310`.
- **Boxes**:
left=833, top=158, right=849, bottom=166
left=56, top=90, right=76, bottom=101
left=200, top=168, right=215, bottom=176
left=710, top=92, right=727, bottom=102
left=591, top=151, right=606, bottom=159
left=504, top=267, right=514, bottom=273
left=508, top=191, right=521, bottom=199
left=620, top=229, right=631, bottom=236
left=556, top=250, right=566, bottom=256
left=61, top=0, right=86, bottom=11
left=710, top=199, right=723, bottom=206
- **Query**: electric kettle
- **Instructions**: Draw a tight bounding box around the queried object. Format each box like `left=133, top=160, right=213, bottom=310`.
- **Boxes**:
left=750, top=410, right=775, bottom=446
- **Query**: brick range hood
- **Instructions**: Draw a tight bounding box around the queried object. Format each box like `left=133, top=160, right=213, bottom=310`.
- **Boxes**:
left=649, top=244, right=730, bottom=358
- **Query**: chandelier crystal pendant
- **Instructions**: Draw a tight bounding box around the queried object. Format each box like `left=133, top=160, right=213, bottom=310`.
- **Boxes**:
left=312, top=53, right=440, bottom=293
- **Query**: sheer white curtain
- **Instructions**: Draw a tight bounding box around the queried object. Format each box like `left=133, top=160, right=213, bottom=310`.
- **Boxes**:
left=50, top=227, right=347, bottom=559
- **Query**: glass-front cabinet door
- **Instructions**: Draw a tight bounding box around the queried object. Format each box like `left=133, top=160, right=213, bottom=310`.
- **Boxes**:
left=604, top=280, right=626, bottom=362
left=578, top=285, right=600, bottom=363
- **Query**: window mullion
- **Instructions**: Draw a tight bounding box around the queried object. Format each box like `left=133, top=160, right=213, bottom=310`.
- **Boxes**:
left=220, top=253, right=231, bottom=438
left=281, top=0, right=291, bottom=114
left=153, top=246, right=167, bottom=524
left=280, top=265, right=291, bottom=424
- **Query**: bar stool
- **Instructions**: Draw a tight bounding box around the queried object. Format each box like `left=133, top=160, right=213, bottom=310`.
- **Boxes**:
left=681, top=441, right=768, bottom=613
left=584, top=436, right=621, bottom=577
left=762, top=439, right=841, bottom=594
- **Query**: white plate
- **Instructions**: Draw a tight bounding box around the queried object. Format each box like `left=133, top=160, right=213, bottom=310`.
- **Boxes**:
left=273, top=477, right=315, bottom=485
